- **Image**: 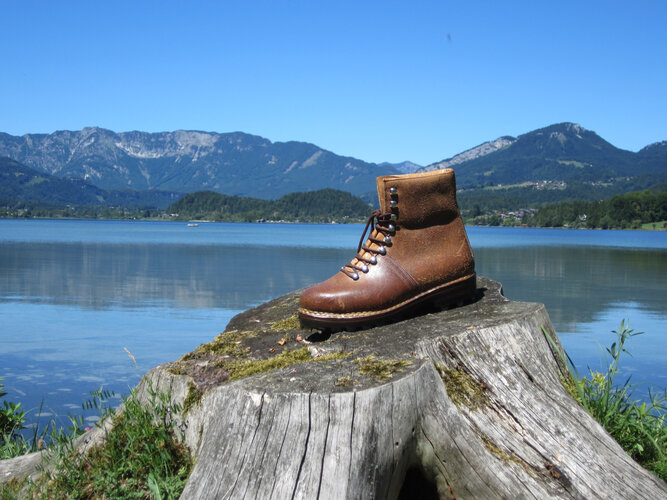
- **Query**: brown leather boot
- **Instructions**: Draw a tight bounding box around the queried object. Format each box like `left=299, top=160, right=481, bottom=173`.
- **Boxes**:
left=299, top=168, right=476, bottom=330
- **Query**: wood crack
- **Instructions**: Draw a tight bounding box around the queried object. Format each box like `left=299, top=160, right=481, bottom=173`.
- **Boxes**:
left=228, top=393, right=265, bottom=498
left=268, top=398, right=293, bottom=499
left=291, top=392, right=312, bottom=499
left=316, top=394, right=332, bottom=499
left=347, top=391, right=356, bottom=488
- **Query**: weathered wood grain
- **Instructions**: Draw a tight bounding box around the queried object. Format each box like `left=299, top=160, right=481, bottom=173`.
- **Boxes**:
left=2, top=277, right=665, bottom=499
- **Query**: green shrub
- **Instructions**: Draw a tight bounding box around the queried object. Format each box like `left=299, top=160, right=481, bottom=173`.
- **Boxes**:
left=545, top=321, right=667, bottom=481
left=0, top=377, right=28, bottom=457
left=0, top=386, right=192, bottom=499
left=0, top=381, right=91, bottom=460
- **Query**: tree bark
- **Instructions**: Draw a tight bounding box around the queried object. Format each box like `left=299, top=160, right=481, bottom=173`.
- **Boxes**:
left=2, top=277, right=665, bottom=499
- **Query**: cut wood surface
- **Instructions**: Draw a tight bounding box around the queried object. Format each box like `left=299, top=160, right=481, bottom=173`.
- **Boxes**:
left=2, top=277, right=665, bottom=499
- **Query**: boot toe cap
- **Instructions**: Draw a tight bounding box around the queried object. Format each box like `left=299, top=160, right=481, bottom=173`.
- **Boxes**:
left=299, top=276, right=351, bottom=315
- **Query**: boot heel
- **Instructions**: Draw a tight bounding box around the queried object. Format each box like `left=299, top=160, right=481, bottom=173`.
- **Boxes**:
left=429, top=274, right=476, bottom=311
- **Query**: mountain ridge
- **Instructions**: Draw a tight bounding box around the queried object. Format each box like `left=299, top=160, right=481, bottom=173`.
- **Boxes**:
left=422, top=136, right=517, bottom=172
left=421, top=122, right=665, bottom=187
left=0, top=156, right=180, bottom=208
left=0, top=128, right=399, bottom=199
left=0, top=123, right=664, bottom=209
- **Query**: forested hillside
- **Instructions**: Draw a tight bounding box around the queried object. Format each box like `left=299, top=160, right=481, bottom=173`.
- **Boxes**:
left=0, top=156, right=179, bottom=209
left=457, top=175, right=663, bottom=213
left=526, top=187, right=667, bottom=229
left=167, top=189, right=371, bottom=222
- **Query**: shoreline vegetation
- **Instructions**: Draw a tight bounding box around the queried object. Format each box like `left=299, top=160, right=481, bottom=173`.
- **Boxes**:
left=544, top=321, right=667, bottom=482
left=2, top=215, right=666, bottom=231
left=1, top=186, right=666, bottom=230
left=1, top=385, right=192, bottom=498
left=464, top=186, right=666, bottom=230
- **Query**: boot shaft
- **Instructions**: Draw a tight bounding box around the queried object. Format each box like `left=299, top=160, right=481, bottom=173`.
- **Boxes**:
left=376, top=169, right=460, bottom=229
left=375, top=169, right=474, bottom=287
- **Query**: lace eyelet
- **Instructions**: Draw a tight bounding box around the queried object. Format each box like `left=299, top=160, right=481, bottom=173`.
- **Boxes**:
left=389, top=187, right=397, bottom=195
left=390, top=200, right=398, bottom=207
left=342, top=208, right=396, bottom=279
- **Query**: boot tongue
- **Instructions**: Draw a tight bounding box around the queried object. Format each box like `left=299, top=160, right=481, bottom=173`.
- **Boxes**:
left=372, top=176, right=389, bottom=256
left=376, top=176, right=389, bottom=213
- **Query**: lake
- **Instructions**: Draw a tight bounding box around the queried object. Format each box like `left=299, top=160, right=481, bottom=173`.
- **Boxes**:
left=1, top=219, right=665, bottom=428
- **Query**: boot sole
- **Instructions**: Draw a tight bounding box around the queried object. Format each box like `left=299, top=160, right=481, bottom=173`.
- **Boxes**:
left=298, top=273, right=476, bottom=332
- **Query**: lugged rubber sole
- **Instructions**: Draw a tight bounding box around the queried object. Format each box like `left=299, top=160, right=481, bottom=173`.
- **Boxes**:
left=298, top=273, right=476, bottom=332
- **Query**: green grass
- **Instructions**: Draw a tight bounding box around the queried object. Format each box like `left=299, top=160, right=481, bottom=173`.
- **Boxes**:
left=1, top=376, right=28, bottom=456
left=641, top=220, right=667, bottom=230
left=0, top=386, right=192, bottom=499
left=544, top=321, right=667, bottom=481
left=0, top=387, right=114, bottom=461
left=1, top=378, right=80, bottom=460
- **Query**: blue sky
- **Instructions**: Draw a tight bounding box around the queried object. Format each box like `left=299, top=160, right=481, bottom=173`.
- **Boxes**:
left=1, top=1, right=665, bottom=165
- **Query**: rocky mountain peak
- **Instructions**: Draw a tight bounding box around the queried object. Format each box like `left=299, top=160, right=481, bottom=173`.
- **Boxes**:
left=420, top=136, right=516, bottom=172
left=526, top=122, right=595, bottom=143
left=639, top=140, right=667, bottom=153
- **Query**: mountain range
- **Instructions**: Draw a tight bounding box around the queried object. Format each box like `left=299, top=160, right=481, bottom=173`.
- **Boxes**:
left=0, top=123, right=665, bottom=210
left=0, top=128, right=397, bottom=199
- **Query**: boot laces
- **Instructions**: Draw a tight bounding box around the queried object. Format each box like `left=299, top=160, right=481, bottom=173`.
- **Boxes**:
left=341, top=209, right=396, bottom=280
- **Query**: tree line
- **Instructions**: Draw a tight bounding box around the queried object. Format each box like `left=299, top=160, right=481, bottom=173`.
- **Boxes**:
left=525, top=188, right=666, bottom=229
left=167, top=188, right=371, bottom=222
left=3, top=184, right=665, bottom=230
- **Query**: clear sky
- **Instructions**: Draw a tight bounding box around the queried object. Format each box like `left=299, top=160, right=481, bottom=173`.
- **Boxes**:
left=1, top=1, right=666, bottom=165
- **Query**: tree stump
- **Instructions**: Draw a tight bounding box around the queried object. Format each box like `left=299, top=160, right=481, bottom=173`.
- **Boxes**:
left=2, top=277, right=665, bottom=499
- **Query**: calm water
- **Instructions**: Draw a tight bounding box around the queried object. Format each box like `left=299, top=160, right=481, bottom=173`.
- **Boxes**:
left=0, top=219, right=665, bottom=427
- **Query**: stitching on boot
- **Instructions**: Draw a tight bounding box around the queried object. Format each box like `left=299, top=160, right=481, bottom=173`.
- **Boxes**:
left=384, top=254, right=419, bottom=289
left=299, top=273, right=475, bottom=319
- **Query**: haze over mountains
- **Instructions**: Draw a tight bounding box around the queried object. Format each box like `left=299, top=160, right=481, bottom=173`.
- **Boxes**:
left=0, top=122, right=665, bottom=210
left=0, top=156, right=180, bottom=208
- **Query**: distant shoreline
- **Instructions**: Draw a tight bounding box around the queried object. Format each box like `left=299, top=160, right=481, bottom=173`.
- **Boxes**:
left=1, top=215, right=665, bottom=231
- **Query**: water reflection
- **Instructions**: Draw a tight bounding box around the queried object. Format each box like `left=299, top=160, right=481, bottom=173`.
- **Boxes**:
left=0, top=242, right=350, bottom=310
left=475, top=246, right=666, bottom=329
left=3, top=242, right=663, bottom=331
